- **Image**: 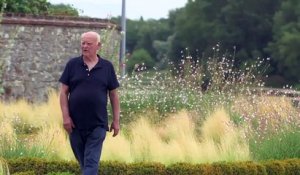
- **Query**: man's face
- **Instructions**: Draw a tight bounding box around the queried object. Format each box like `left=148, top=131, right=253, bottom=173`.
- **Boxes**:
left=81, top=34, right=100, bottom=58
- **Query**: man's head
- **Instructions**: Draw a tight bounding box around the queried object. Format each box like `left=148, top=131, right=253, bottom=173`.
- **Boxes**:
left=81, top=31, right=101, bottom=59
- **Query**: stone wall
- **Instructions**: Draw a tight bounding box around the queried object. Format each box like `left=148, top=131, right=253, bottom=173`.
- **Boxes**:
left=0, top=14, right=120, bottom=102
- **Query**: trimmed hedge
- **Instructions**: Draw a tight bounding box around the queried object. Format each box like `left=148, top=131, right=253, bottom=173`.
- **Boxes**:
left=12, top=171, right=35, bottom=175
left=7, top=158, right=300, bottom=175
left=8, top=158, right=79, bottom=175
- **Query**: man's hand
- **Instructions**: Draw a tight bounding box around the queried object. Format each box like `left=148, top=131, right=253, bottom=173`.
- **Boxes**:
left=110, top=121, right=120, bottom=137
left=63, top=116, right=75, bottom=134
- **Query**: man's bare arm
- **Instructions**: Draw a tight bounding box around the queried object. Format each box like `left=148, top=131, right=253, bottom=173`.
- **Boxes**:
left=59, top=83, right=75, bottom=134
left=109, top=89, right=120, bottom=137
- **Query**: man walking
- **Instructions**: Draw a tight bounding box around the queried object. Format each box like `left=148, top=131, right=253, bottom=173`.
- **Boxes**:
left=59, top=31, right=120, bottom=175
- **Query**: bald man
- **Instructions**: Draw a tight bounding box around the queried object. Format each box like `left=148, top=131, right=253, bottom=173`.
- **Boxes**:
left=59, top=31, right=120, bottom=175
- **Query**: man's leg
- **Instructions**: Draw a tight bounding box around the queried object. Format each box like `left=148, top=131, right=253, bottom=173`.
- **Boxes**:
left=69, top=128, right=85, bottom=171
left=83, top=126, right=106, bottom=175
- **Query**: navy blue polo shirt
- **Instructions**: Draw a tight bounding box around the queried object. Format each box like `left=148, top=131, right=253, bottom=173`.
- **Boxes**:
left=59, top=55, right=119, bottom=131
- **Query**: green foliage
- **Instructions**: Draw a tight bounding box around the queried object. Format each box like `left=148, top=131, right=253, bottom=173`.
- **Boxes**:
left=0, top=0, right=4, bottom=16
left=135, top=19, right=170, bottom=60
left=46, top=172, right=74, bottom=175
left=294, top=84, right=300, bottom=90
left=8, top=158, right=80, bottom=175
left=211, top=162, right=233, bottom=175
left=48, top=3, right=79, bottom=17
left=125, top=18, right=172, bottom=59
left=12, top=171, right=35, bottom=175
left=166, top=162, right=206, bottom=175
left=99, top=161, right=128, bottom=175
left=126, top=49, right=155, bottom=74
left=117, top=0, right=300, bottom=85
left=107, top=0, right=300, bottom=85
left=0, top=0, right=50, bottom=15
left=281, top=159, right=300, bottom=175
left=152, top=39, right=170, bottom=70
left=119, top=72, right=207, bottom=124
left=166, top=162, right=267, bottom=175
left=263, top=161, right=286, bottom=175
left=1, top=139, right=58, bottom=160
left=229, top=161, right=268, bottom=175
left=6, top=156, right=300, bottom=174
left=124, top=19, right=140, bottom=54
left=267, top=0, right=300, bottom=83
left=128, top=162, right=165, bottom=175
left=170, top=0, right=281, bottom=64
left=250, top=130, right=300, bottom=161
left=120, top=50, right=268, bottom=125
left=0, top=0, right=80, bottom=17
left=11, top=117, right=40, bottom=135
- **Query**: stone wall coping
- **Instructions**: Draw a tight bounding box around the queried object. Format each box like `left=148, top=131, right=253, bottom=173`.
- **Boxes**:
left=0, top=13, right=119, bottom=29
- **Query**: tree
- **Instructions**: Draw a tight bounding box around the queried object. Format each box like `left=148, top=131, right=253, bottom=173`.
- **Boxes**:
left=48, top=3, right=79, bottom=17
left=166, top=8, right=185, bottom=64
left=125, top=19, right=142, bottom=54
left=126, top=49, right=155, bottom=74
left=220, top=0, right=280, bottom=63
left=0, top=0, right=80, bottom=16
left=123, top=17, right=172, bottom=66
left=267, top=0, right=300, bottom=83
left=172, top=0, right=228, bottom=60
left=170, top=0, right=280, bottom=66
left=0, top=0, right=50, bottom=15
left=135, top=19, right=171, bottom=61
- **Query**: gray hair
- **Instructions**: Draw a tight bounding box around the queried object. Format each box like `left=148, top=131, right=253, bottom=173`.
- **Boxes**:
left=81, top=31, right=101, bottom=43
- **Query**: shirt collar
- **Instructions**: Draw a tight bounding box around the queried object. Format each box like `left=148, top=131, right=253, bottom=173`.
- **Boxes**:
left=80, top=54, right=103, bottom=69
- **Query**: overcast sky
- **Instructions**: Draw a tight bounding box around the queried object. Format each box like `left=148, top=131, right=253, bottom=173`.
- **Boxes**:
left=48, top=0, right=187, bottom=20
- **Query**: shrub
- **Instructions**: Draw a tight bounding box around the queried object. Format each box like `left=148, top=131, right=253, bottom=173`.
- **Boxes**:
left=166, top=162, right=206, bottom=175
left=127, top=162, right=166, bottom=175
left=263, top=160, right=286, bottom=175
left=7, top=158, right=80, bottom=175
left=7, top=158, right=300, bottom=175
left=211, top=162, right=233, bottom=175
left=46, top=172, right=75, bottom=175
left=12, top=171, right=35, bottom=175
left=126, top=49, right=155, bottom=74
left=281, top=159, right=300, bottom=175
left=99, top=161, right=128, bottom=175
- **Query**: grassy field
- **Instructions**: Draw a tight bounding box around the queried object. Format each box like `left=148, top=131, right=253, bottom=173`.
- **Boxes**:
left=0, top=56, right=299, bottom=165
